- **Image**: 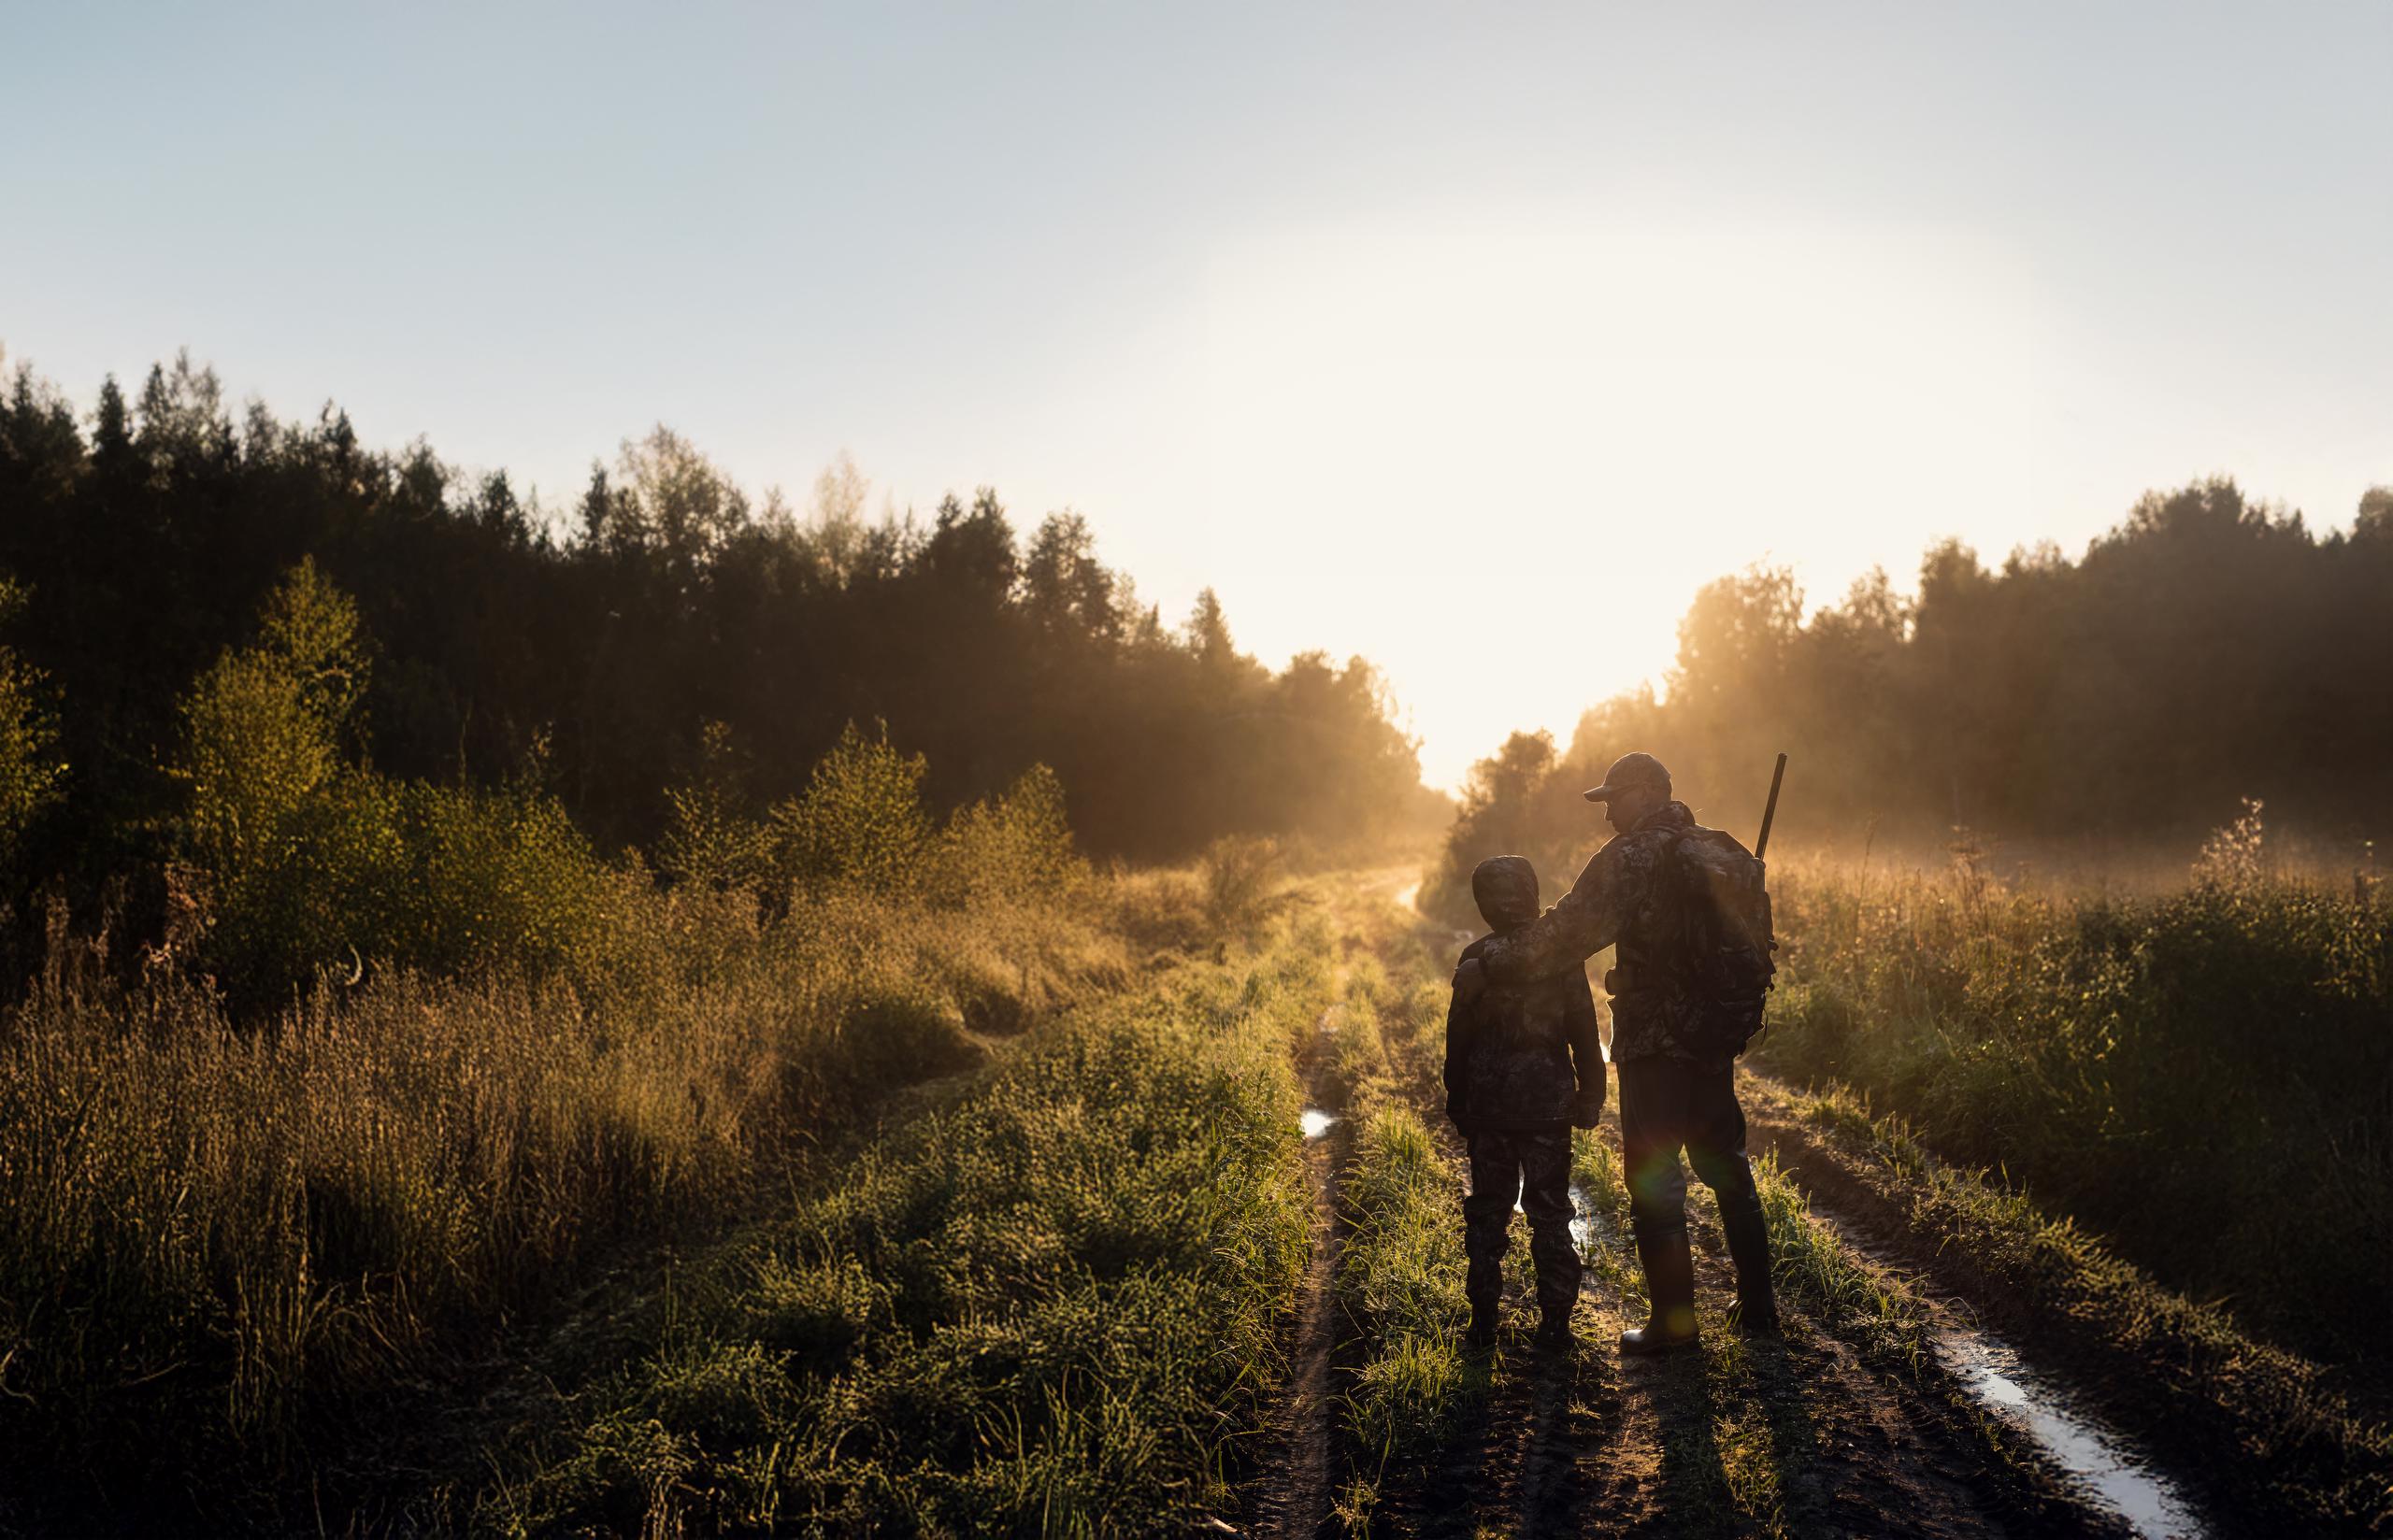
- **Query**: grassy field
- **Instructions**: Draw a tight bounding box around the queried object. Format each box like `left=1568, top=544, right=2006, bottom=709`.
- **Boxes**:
left=1753, top=857, right=2391, bottom=1367
left=466, top=916, right=1331, bottom=1536
left=7, top=839, right=2386, bottom=1536
left=0, top=891, right=1142, bottom=1528
left=0, top=810, right=1337, bottom=1534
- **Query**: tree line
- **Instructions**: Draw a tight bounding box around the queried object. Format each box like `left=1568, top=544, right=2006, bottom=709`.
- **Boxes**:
left=0, top=350, right=1440, bottom=947
left=1434, top=478, right=2393, bottom=915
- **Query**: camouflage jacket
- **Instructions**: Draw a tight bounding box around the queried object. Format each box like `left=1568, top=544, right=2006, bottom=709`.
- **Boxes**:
left=1443, top=933, right=1603, bottom=1131
left=1474, top=800, right=1726, bottom=1068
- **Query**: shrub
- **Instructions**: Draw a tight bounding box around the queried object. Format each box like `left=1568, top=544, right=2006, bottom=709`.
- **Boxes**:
left=173, top=560, right=365, bottom=845
left=168, top=563, right=623, bottom=1003
left=1201, top=833, right=1293, bottom=939
left=382, top=779, right=623, bottom=979
left=767, top=721, right=932, bottom=899
left=932, top=762, right=1086, bottom=908
left=0, top=577, right=64, bottom=870
left=1753, top=860, right=2392, bottom=1363
left=658, top=720, right=772, bottom=891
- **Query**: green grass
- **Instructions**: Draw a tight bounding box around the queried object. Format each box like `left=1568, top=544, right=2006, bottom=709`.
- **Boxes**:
left=0, top=873, right=1168, bottom=1531
left=465, top=915, right=1327, bottom=1537
left=1320, top=901, right=1494, bottom=1530
left=1335, top=1100, right=1481, bottom=1473
left=1755, top=863, right=2391, bottom=1367
left=1741, top=1154, right=1930, bottom=1373
left=1774, top=1079, right=2393, bottom=1534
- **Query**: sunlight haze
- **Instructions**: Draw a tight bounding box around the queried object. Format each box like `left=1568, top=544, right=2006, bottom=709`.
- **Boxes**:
left=7, top=1, right=2387, bottom=786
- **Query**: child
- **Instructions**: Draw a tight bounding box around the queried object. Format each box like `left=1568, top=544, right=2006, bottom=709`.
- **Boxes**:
left=1442, top=854, right=1606, bottom=1350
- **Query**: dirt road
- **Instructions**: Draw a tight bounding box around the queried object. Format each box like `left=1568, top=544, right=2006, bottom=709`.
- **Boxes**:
left=1243, top=1006, right=1353, bottom=1540
left=1340, top=1113, right=2123, bottom=1539
left=1235, top=882, right=2214, bottom=1539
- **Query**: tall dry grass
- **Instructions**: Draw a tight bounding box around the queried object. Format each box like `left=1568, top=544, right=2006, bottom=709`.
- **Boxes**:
left=0, top=875, right=1148, bottom=1524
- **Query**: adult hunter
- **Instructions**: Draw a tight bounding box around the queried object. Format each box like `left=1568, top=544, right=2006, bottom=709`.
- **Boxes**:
left=1451, top=751, right=1781, bottom=1354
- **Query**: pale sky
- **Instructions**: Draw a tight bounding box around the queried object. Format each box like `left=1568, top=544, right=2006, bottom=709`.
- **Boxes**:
left=7, top=3, right=2388, bottom=787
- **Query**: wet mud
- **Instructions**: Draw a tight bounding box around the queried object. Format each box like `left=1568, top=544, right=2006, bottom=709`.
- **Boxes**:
left=1936, top=1329, right=2205, bottom=1539
left=1743, top=1090, right=2220, bottom=1540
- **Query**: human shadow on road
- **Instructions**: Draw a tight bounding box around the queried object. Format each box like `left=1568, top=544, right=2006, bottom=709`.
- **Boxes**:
left=1410, top=1330, right=1611, bottom=1538
left=1739, top=1334, right=1831, bottom=1529
left=1404, top=1342, right=1501, bottom=1536
left=1509, top=1333, right=1608, bottom=1533
left=1626, top=1344, right=1736, bottom=1527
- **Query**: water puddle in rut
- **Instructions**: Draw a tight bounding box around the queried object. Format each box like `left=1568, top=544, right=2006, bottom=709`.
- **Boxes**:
left=1798, top=1190, right=2212, bottom=1538
left=1299, top=1107, right=1339, bottom=1140
left=1567, top=1183, right=2206, bottom=1537
left=1568, top=1184, right=1607, bottom=1252
left=1933, top=1322, right=2207, bottom=1539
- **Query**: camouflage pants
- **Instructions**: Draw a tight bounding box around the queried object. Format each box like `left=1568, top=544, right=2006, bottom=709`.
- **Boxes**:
left=1461, top=1125, right=1582, bottom=1318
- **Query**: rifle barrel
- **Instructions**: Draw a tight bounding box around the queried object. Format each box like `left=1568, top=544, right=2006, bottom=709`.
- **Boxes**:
left=1755, top=752, right=1788, bottom=860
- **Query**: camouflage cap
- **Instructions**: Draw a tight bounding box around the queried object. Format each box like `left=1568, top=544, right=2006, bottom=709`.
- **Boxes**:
left=1583, top=750, right=1671, bottom=803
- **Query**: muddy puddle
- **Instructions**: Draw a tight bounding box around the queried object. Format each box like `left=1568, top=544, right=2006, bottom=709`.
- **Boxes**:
left=1299, top=1107, right=1339, bottom=1140
left=1567, top=1182, right=2206, bottom=1537
left=1568, top=1184, right=1607, bottom=1251
left=1791, top=1190, right=2211, bottom=1537
left=1933, top=1322, right=2207, bottom=1539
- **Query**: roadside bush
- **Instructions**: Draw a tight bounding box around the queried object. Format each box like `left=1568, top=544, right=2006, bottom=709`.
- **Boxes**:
left=767, top=721, right=932, bottom=899
left=0, top=577, right=64, bottom=871
left=1755, top=861, right=2392, bottom=1364
left=658, top=720, right=772, bottom=891
left=382, top=780, right=625, bottom=980
left=1203, top=833, right=1296, bottom=940
left=933, top=761, right=1086, bottom=907
left=172, top=562, right=623, bottom=1005
left=1097, top=863, right=1212, bottom=955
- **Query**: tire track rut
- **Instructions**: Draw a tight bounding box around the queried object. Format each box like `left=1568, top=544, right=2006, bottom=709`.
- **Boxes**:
left=1244, top=1009, right=1354, bottom=1540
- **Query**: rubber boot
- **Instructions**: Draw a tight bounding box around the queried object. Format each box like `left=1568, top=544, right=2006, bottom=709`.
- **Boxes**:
left=1719, top=1195, right=1781, bottom=1338
left=1618, top=1225, right=1699, bottom=1355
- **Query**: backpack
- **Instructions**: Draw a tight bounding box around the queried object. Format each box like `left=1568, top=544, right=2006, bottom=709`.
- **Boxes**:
left=1665, top=826, right=1777, bottom=1057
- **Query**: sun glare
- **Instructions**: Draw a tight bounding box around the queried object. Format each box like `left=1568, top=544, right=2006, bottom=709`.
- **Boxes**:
left=1192, top=207, right=2045, bottom=787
